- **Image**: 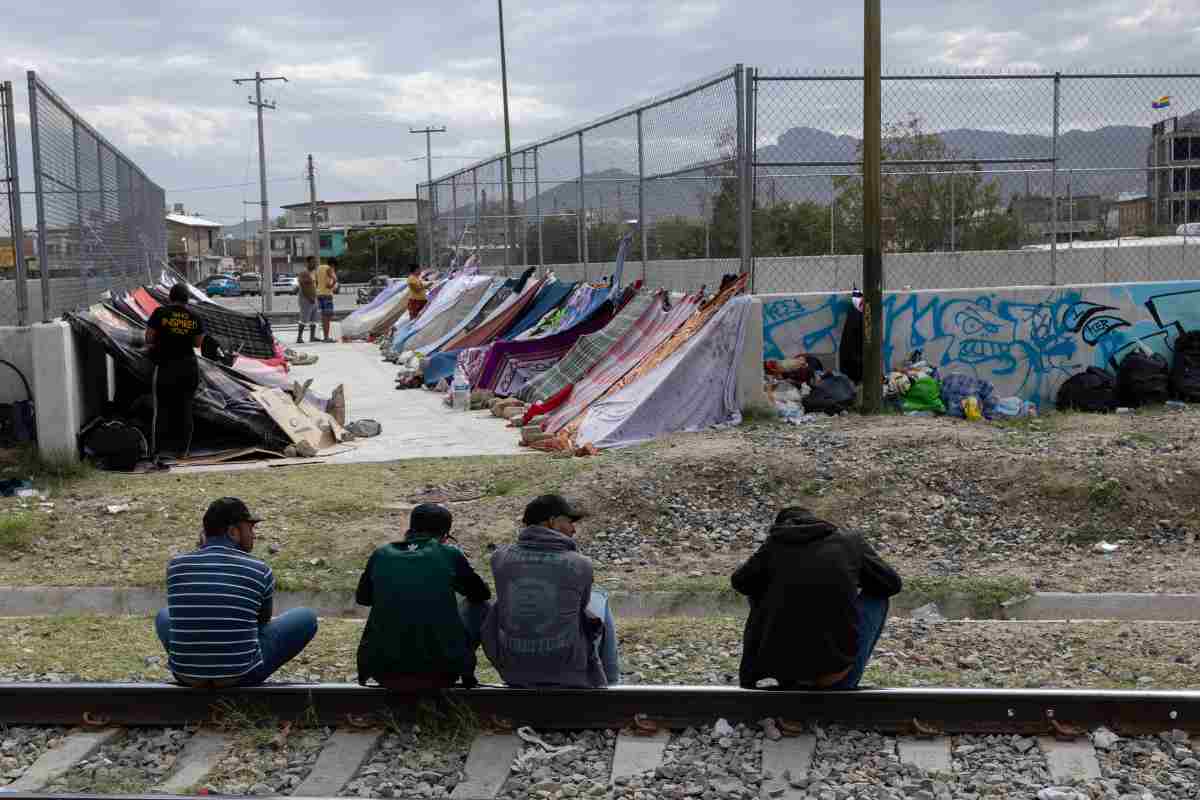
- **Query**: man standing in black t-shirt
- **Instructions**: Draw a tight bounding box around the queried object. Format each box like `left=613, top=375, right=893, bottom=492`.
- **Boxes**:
left=146, top=284, right=206, bottom=457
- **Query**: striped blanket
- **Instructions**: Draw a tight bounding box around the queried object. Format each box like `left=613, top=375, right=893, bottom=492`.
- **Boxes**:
left=518, top=292, right=657, bottom=405
left=537, top=292, right=699, bottom=433
left=474, top=303, right=616, bottom=397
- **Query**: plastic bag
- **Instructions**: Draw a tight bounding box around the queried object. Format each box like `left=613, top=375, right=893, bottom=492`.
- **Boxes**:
left=901, top=377, right=946, bottom=414
left=962, top=395, right=983, bottom=421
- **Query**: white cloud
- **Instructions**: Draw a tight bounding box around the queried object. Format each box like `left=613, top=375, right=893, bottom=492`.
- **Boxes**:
left=1110, top=0, right=1186, bottom=31
left=274, top=57, right=374, bottom=83
left=84, top=100, right=239, bottom=157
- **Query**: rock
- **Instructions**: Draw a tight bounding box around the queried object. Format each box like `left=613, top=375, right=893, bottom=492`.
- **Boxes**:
left=1036, top=789, right=1087, bottom=800
left=1093, top=727, right=1120, bottom=750
left=910, top=603, right=945, bottom=623
left=713, top=719, right=735, bottom=738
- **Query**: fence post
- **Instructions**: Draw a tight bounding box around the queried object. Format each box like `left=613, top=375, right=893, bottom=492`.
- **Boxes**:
left=949, top=173, right=956, bottom=252
left=534, top=147, right=543, bottom=275
left=451, top=175, right=458, bottom=263
left=472, top=168, right=480, bottom=258
left=27, top=73, right=51, bottom=323
left=735, top=64, right=752, bottom=289
left=520, top=151, right=528, bottom=268
left=637, top=109, right=646, bottom=283
left=577, top=131, right=587, bottom=279
left=501, top=158, right=511, bottom=270
left=1050, top=72, right=1060, bottom=286
left=3, top=82, right=28, bottom=326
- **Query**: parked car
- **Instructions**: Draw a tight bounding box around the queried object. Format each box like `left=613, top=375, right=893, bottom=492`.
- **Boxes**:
left=272, top=274, right=299, bottom=294
left=205, top=276, right=241, bottom=297
left=196, top=274, right=234, bottom=291
left=238, top=272, right=263, bottom=296
left=357, top=276, right=392, bottom=305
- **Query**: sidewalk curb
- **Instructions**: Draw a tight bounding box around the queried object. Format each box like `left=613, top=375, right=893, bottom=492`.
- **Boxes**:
left=3, top=587, right=1200, bottom=622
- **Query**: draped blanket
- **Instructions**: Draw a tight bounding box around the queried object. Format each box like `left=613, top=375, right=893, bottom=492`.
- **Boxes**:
left=576, top=296, right=751, bottom=450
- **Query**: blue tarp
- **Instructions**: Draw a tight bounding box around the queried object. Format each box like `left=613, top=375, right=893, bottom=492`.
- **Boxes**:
left=499, top=280, right=578, bottom=341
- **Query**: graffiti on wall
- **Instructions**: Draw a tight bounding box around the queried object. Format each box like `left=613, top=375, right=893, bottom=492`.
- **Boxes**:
left=762, top=282, right=1200, bottom=403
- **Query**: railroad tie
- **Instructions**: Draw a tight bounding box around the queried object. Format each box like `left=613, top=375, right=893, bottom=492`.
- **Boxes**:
left=5, top=728, right=124, bottom=791
left=293, top=729, right=386, bottom=797
left=760, top=734, right=817, bottom=799
left=1037, top=737, right=1102, bottom=783
left=897, top=738, right=953, bottom=773
left=155, top=730, right=234, bottom=794
left=450, top=733, right=523, bottom=799
left=610, top=729, right=671, bottom=786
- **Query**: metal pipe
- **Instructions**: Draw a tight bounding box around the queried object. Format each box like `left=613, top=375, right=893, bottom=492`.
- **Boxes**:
left=637, top=110, right=646, bottom=282
left=1050, top=72, right=1060, bottom=285
left=578, top=131, right=586, bottom=277
left=735, top=64, right=751, bottom=286
left=949, top=173, right=956, bottom=252
left=861, top=0, right=883, bottom=414
left=521, top=150, right=527, bottom=268
left=756, top=157, right=1055, bottom=168
left=754, top=71, right=1200, bottom=81
left=534, top=150, right=543, bottom=273
left=473, top=169, right=480, bottom=257
left=27, top=74, right=51, bottom=322
left=2, top=81, right=28, bottom=326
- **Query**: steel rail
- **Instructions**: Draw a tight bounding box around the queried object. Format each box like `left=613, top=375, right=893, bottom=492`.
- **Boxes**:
left=3, top=683, right=1200, bottom=735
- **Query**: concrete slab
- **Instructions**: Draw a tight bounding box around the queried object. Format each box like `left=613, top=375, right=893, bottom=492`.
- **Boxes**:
left=1003, top=593, right=1200, bottom=622
left=760, top=735, right=817, bottom=799
left=610, top=730, right=671, bottom=785
left=286, top=341, right=526, bottom=464
left=293, top=729, right=384, bottom=796
left=6, top=728, right=123, bottom=791
left=1038, top=738, right=1102, bottom=783
left=451, top=733, right=522, bottom=799
left=897, top=738, right=952, bottom=773
left=155, top=730, right=232, bottom=793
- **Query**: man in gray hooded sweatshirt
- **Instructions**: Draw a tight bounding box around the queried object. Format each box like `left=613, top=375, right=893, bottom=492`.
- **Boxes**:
left=481, top=494, right=619, bottom=688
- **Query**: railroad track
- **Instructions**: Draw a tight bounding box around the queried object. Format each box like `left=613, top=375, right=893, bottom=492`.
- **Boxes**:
left=2, top=683, right=1199, bottom=800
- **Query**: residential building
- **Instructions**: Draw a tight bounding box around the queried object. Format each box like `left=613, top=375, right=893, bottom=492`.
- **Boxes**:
left=1114, top=192, right=1153, bottom=237
left=269, top=198, right=421, bottom=275
left=1148, top=109, right=1200, bottom=225
left=165, top=204, right=225, bottom=279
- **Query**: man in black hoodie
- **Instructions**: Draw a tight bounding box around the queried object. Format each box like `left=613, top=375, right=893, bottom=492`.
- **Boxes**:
left=732, top=507, right=902, bottom=690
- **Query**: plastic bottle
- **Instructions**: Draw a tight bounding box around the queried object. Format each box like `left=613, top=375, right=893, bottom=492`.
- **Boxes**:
left=962, top=395, right=982, bottom=422
left=451, top=364, right=470, bottom=412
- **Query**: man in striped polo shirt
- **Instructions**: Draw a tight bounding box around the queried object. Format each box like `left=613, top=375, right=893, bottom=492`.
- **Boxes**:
left=155, top=497, right=318, bottom=687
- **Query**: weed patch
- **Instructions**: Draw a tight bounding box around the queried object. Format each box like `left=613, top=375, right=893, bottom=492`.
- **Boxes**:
left=1089, top=478, right=1122, bottom=509
left=900, top=576, right=1032, bottom=618
left=0, top=511, right=42, bottom=551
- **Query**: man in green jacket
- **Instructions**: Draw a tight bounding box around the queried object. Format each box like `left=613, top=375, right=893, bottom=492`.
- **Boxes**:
left=355, top=504, right=491, bottom=690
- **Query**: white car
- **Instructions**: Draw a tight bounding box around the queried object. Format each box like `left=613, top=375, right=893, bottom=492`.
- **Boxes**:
left=272, top=274, right=299, bottom=294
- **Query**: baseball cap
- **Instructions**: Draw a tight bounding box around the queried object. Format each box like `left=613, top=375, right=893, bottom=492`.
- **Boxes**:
left=522, top=494, right=586, bottom=526
left=408, top=503, right=453, bottom=537
left=203, top=497, right=262, bottom=534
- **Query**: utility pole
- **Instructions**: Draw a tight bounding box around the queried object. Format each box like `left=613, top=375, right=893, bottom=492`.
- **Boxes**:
left=861, top=0, right=883, bottom=413
left=234, top=70, right=287, bottom=312
left=410, top=126, right=446, bottom=268
left=307, top=154, right=320, bottom=269
left=497, top=0, right=515, bottom=271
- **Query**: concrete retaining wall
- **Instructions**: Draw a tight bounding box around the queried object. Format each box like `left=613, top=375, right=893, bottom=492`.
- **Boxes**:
left=760, top=280, right=1200, bottom=409
left=467, top=242, right=1200, bottom=295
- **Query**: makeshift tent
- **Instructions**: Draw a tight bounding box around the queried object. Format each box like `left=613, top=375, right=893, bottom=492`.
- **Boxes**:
left=575, top=295, right=751, bottom=449
left=534, top=292, right=701, bottom=431
left=389, top=273, right=491, bottom=355
left=66, top=307, right=291, bottom=451
left=518, top=292, right=659, bottom=405
left=495, top=280, right=577, bottom=342
left=415, top=278, right=507, bottom=356
left=473, top=302, right=617, bottom=396
left=341, top=280, right=409, bottom=340
left=404, top=277, right=497, bottom=354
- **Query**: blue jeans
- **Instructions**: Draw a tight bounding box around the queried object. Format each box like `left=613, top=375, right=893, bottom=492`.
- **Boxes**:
left=156, top=607, right=319, bottom=687
left=587, top=589, right=621, bottom=685
left=829, top=594, right=889, bottom=690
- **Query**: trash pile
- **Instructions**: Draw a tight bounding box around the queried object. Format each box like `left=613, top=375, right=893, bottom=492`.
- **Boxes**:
left=64, top=269, right=359, bottom=470
left=1057, top=331, right=1200, bottom=413
left=338, top=235, right=753, bottom=453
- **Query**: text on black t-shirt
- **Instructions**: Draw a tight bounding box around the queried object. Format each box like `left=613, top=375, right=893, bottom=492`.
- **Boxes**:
left=147, top=304, right=205, bottom=363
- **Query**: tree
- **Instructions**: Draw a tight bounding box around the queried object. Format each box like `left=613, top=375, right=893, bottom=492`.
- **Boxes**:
left=754, top=201, right=832, bottom=257
left=833, top=114, right=1019, bottom=253
left=342, top=226, right=418, bottom=275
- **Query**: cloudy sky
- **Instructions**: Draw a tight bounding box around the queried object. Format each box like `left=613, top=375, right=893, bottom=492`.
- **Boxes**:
left=3, top=0, right=1196, bottom=227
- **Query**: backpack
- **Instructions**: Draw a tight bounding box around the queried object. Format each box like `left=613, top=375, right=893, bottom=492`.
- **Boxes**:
left=1056, top=367, right=1118, bottom=413
left=805, top=373, right=857, bottom=415
left=78, top=417, right=149, bottom=471
left=1171, top=330, right=1200, bottom=402
left=1117, top=350, right=1170, bottom=407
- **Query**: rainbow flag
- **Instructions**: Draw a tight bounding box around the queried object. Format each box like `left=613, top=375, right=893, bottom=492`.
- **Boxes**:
left=1152, top=96, right=1171, bottom=109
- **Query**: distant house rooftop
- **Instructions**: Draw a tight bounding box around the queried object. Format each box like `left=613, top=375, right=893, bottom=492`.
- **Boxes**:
left=279, top=198, right=414, bottom=209
left=166, top=213, right=222, bottom=228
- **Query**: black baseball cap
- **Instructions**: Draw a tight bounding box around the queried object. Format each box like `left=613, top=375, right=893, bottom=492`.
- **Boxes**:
left=203, top=497, right=262, bottom=534
left=523, top=494, right=586, bottom=526
left=408, top=503, right=453, bottom=538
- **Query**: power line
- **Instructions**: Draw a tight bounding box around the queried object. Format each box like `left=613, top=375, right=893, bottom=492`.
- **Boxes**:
left=166, top=176, right=304, bottom=193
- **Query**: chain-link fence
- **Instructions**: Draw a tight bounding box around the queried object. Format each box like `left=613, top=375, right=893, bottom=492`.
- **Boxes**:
left=0, top=80, right=29, bottom=325
left=27, top=70, right=166, bottom=322
left=419, top=66, right=747, bottom=293
left=421, top=67, right=1200, bottom=295
left=752, top=70, right=1200, bottom=293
